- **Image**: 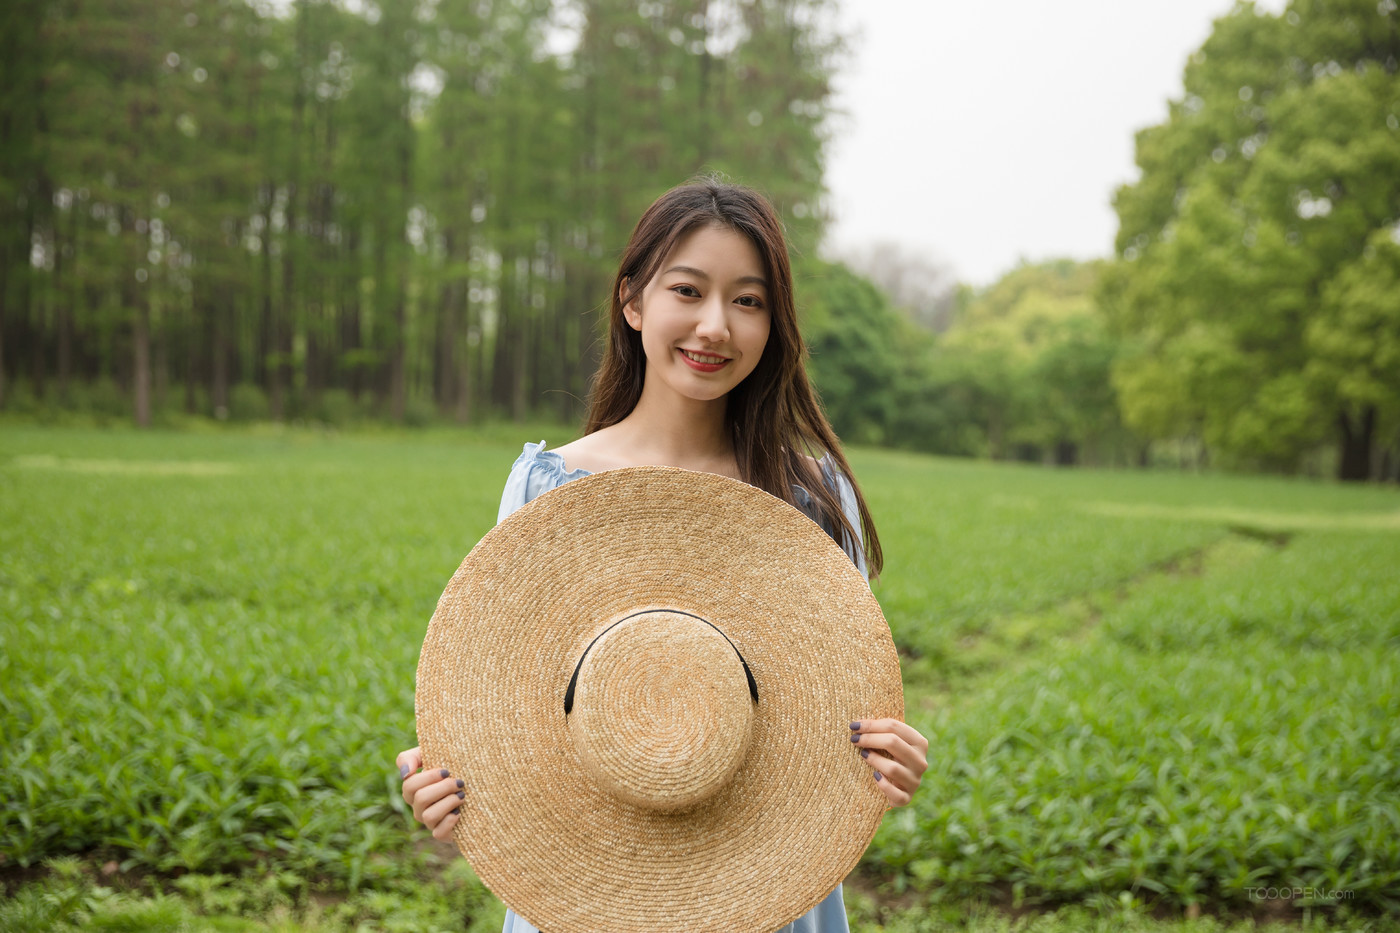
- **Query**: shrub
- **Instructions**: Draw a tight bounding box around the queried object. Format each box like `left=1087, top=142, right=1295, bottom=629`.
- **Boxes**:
left=227, top=383, right=270, bottom=421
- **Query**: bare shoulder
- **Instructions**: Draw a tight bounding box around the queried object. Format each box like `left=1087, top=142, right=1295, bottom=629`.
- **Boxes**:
left=550, top=428, right=633, bottom=474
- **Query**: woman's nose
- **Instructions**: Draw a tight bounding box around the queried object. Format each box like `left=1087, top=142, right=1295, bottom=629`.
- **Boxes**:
left=695, top=298, right=730, bottom=342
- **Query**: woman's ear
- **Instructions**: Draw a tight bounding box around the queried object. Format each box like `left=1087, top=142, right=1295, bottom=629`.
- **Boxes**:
left=621, top=277, right=642, bottom=331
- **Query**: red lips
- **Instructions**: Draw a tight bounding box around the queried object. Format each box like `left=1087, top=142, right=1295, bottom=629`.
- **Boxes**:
left=678, top=348, right=730, bottom=372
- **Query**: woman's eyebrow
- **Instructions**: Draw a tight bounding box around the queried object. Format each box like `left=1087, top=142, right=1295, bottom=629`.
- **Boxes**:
left=663, top=264, right=768, bottom=288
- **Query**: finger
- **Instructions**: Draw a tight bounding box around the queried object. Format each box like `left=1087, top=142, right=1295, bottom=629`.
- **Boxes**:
left=851, top=718, right=929, bottom=752
left=857, top=747, right=918, bottom=793
left=850, top=730, right=927, bottom=775
left=411, top=775, right=465, bottom=823
left=395, top=746, right=424, bottom=781
left=401, top=767, right=447, bottom=807
left=423, top=785, right=467, bottom=831
left=431, top=809, right=461, bottom=841
left=872, top=770, right=913, bottom=807
left=404, top=771, right=462, bottom=818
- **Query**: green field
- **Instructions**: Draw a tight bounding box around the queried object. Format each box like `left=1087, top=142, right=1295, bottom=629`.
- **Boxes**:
left=2, top=425, right=1397, bottom=932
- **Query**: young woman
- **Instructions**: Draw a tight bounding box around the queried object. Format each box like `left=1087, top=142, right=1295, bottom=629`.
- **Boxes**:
left=396, top=179, right=929, bottom=933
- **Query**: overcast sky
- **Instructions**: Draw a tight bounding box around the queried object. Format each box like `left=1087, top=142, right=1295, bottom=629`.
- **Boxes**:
left=822, top=0, right=1285, bottom=286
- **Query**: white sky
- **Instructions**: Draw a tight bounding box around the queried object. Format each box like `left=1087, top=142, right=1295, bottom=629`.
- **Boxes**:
left=822, top=0, right=1286, bottom=286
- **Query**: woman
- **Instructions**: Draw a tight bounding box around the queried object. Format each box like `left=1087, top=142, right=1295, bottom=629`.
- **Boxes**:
left=396, top=178, right=929, bottom=932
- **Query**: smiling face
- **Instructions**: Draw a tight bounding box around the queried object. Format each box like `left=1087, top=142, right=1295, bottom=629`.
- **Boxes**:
left=624, top=224, right=772, bottom=405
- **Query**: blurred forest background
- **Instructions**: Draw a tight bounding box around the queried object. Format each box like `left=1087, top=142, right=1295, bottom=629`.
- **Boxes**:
left=1, top=0, right=1398, bottom=482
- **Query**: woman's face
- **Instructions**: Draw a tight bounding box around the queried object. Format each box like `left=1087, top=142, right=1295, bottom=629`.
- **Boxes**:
left=625, top=224, right=772, bottom=405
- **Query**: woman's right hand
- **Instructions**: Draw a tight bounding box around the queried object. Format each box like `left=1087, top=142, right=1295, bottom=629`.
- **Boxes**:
left=396, top=745, right=463, bottom=840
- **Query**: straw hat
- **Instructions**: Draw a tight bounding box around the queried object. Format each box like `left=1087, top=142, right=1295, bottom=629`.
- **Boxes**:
left=416, top=466, right=903, bottom=933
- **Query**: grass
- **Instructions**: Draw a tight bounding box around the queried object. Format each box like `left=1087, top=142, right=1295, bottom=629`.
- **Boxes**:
left=2, top=423, right=1398, bottom=931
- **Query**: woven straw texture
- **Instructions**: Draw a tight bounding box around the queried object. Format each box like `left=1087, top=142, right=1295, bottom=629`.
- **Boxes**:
left=416, top=466, right=903, bottom=933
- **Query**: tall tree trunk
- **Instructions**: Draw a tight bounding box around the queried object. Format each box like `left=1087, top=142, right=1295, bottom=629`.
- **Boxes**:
left=492, top=250, right=515, bottom=413
left=30, top=299, right=46, bottom=401
left=153, top=302, right=168, bottom=413
left=342, top=227, right=362, bottom=400
left=184, top=311, right=198, bottom=415
left=390, top=293, right=406, bottom=421
left=212, top=289, right=230, bottom=416
left=1337, top=406, right=1376, bottom=482
left=389, top=112, right=412, bottom=422
left=512, top=288, right=529, bottom=422
left=456, top=286, right=474, bottom=423
left=272, top=193, right=293, bottom=420
left=131, top=285, right=151, bottom=427
left=24, top=198, right=44, bottom=400
left=56, top=202, right=76, bottom=401
left=434, top=229, right=456, bottom=414
left=436, top=281, right=458, bottom=415
left=274, top=1, right=309, bottom=421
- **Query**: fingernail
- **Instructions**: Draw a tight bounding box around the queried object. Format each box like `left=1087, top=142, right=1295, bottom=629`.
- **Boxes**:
left=456, top=779, right=464, bottom=789
left=440, top=769, right=449, bottom=778
left=850, top=733, right=860, bottom=743
left=861, top=749, right=869, bottom=759
left=874, top=772, right=883, bottom=782
left=850, top=721, right=861, bottom=730
left=398, top=764, right=409, bottom=780
left=452, top=807, right=461, bottom=815
left=457, top=791, right=465, bottom=799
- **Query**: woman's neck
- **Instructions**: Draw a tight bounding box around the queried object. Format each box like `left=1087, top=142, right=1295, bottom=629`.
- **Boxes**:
left=608, top=385, right=736, bottom=473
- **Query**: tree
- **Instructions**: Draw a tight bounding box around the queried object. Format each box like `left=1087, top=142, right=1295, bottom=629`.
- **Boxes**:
left=0, top=0, right=49, bottom=409
left=1309, top=228, right=1400, bottom=478
left=800, top=258, right=914, bottom=445
left=1103, top=0, right=1400, bottom=480
left=934, top=260, right=1123, bottom=464
left=3, top=0, right=846, bottom=429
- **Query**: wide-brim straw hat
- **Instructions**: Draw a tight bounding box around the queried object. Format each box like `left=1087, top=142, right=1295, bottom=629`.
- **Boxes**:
left=416, top=466, right=903, bottom=933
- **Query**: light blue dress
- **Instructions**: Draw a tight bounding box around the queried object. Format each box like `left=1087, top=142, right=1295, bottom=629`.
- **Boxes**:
left=496, top=441, right=868, bottom=933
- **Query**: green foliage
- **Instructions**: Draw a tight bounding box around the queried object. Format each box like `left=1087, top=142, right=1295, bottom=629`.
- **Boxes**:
left=1104, top=0, right=1400, bottom=478
left=801, top=259, right=927, bottom=446
left=228, top=383, right=271, bottom=422
left=857, top=445, right=1400, bottom=915
left=799, top=257, right=1129, bottom=465
left=924, top=260, right=1125, bottom=464
left=4, top=0, right=843, bottom=428
left=3, top=426, right=1398, bottom=925
left=0, top=428, right=509, bottom=885
left=0, top=856, right=501, bottom=932
left=1308, top=228, right=1400, bottom=446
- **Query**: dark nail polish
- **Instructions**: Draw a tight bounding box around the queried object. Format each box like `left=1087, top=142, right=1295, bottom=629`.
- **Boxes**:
left=861, top=749, right=869, bottom=759
left=849, top=721, right=861, bottom=730
left=398, top=764, right=410, bottom=780
left=874, top=772, right=883, bottom=782
left=457, top=791, right=465, bottom=799
left=456, top=779, right=464, bottom=789
left=850, top=733, right=860, bottom=743
left=452, top=807, right=461, bottom=815
left=440, top=769, right=449, bottom=778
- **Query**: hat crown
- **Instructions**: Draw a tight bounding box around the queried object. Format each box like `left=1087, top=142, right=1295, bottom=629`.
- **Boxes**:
left=567, top=609, right=754, bottom=811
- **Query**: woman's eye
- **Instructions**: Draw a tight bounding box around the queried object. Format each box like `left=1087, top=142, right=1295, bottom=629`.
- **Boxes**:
left=736, top=295, right=765, bottom=309
left=672, top=284, right=701, bottom=298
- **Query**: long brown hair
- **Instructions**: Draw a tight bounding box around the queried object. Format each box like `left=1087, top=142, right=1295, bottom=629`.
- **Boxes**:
left=584, top=178, right=883, bottom=576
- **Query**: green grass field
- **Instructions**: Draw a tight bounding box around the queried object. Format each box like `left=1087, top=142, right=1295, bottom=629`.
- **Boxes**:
left=2, top=424, right=1397, bottom=932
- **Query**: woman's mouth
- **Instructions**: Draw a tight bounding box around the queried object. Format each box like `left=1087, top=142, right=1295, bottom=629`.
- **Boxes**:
left=679, top=349, right=730, bottom=372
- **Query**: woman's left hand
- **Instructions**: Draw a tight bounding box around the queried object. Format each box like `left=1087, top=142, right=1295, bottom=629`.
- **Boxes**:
left=850, top=718, right=928, bottom=807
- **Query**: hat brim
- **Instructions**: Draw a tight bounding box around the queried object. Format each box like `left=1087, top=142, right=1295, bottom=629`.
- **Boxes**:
left=416, top=466, right=903, bottom=933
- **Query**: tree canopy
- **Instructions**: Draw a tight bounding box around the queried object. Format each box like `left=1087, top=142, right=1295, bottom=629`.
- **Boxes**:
left=1101, top=0, right=1400, bottom=480
left=0, top=0, right=843, bottom=426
